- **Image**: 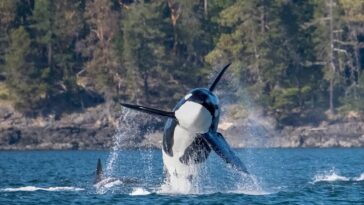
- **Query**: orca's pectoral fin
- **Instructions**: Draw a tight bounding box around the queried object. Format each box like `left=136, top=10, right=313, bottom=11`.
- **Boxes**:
left=95, top=158, right=104, bottom=184
left=204, top=132, right=249, bottom=174
left=120, top=103, right=175, bottom=119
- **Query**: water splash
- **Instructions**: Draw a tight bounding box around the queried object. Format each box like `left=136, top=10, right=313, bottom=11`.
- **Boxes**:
left=233, top=174, right=272, bottom=195
left=140, top=127, right=155, bottom=189
left=130, top=187, right=151, bottom=196
left=94, top=178, right=124, bottom=190
left=353, top=173, right=364, bottom=181
left=95, top=108, right=142, bottom=194
left=105, top=108, right=140, bottom=176
left=158, top=163, right=203, bottom=194
left=312, top=169, right=350, bottom=183
left=99, top=107, right=160, bottom=194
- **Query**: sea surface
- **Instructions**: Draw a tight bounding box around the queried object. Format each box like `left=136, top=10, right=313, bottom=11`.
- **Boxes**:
left=0, top=148, right=363, bottom=204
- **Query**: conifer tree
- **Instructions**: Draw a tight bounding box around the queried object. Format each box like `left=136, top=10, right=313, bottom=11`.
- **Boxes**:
left=5, top=27, right=46, bottom=111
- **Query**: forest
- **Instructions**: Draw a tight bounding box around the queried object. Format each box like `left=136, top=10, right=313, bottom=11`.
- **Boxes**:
left=0, top=0, right=363, bottom=126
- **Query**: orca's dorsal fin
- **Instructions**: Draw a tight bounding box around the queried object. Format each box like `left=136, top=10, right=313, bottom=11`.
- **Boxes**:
left=209, top=63, right=231, bottom=92
left=95, top=158, right=104, bottom=184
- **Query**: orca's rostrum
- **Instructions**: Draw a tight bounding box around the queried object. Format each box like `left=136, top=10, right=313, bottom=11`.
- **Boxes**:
left=120, top=63, right=248, bottom=186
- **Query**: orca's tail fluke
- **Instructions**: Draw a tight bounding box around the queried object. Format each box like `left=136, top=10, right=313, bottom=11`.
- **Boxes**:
left=119, top=103, right=176, bottom=119
left=208, top=63, right=231, bottom=92
left=95, top=158, right=104, bottom=184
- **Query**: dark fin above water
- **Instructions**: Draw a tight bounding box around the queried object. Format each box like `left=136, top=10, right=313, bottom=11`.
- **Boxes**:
left=208, top=63, right=231, bottom=92
left=204, top=132, right=249, bottom=174
left=95, top=158, right=104, bottom=184
left=120, top=103, right=175, bottom=119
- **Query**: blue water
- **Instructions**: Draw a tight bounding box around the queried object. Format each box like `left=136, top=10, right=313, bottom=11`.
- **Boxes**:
left=0, top=149, right=363, bottom=204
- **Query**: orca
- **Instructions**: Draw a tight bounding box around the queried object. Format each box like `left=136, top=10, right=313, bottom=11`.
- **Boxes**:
left=94, top=158, right=139, bottom=187
left=120, top=63, right=248, bottom=184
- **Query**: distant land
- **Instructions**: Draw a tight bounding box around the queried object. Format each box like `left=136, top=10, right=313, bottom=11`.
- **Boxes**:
left=1, top=101, right=364, bottom=150
left=1, top=1, right=364, bottom=150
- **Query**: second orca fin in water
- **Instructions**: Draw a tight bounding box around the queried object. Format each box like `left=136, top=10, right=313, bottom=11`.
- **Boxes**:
left=204, top=132, right=249, bottom=174
left=95, top=158, right=104, bottom=184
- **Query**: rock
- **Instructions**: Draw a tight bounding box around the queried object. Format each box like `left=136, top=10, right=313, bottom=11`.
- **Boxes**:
left=1, top=101, right=364, bottom=150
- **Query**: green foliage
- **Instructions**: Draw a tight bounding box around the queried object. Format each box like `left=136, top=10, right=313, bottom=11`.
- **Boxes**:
left=340, top=73, right=364, bottom=112
left=0, top=0, right=363, bottom=123
left=4, top=26, right=47, bottom=111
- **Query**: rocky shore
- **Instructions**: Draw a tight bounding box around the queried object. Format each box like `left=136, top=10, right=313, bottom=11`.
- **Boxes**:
left=1, top=103, right=364, bottom=150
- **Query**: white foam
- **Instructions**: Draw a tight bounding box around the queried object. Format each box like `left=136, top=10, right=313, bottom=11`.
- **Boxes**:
left=232, top=174, right=273, bottom=195
left=0, top=186, right=84, bottom=192
left=353, top=173, right=364, bottom=181
left=94, top=178, right=124, bottom=189
left=231, top=189, right=273, bottom=196
left=313, top=171, right=350, bottom=183
left=130, top=187, right=151, bottom=196
left=94, top=177, right=125, bottom=194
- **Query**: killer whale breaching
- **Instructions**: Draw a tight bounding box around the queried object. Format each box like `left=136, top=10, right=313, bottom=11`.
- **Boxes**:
left=120, top=63, right=248, bottom=192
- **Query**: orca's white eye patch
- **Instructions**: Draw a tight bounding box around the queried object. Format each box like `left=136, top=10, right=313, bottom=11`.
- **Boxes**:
left=184, top=93, right=192, bottom=100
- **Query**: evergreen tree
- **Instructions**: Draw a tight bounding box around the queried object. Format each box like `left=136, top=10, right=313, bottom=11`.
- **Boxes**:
left=206, top=0, right=324, bottom=124
left=4, top=27, right=47, bottom=111
left=32, top=0, right=84, bottom=99
left=120, top=1, right=167, bottom=104
left=78, top=0, right=121, bottom=99
left=0, top=0, right=19, bottom=75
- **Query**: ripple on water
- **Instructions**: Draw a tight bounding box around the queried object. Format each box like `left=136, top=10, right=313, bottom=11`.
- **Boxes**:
left=0, top=186, right=85, bottom=192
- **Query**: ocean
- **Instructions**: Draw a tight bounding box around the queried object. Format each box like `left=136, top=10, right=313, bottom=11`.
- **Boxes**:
left=0, top=148, right=363, bottom=204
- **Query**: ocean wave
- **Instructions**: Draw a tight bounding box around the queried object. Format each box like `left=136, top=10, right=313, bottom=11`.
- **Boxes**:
left=230, top=189, right=274, bottom=196
left=313, top=171, right=350, bottom=183
left=0, top=186, right=85, bottom=192
left=353, top=173, right=364, bottom=181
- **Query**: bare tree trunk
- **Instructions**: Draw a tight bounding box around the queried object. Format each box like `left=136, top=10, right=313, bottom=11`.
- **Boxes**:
left=260, top=4, right=265, bottom=33
left=353, top=29, right=360, bottom=83
left=143, top=72, right=149, bottom=103
left=48, top=42, right=52, bottom=69
left=204, top=0, right=208, bottom=18
left=168, top=0, right=181, bottom=54
left=328, top=0, right=335, bottom=114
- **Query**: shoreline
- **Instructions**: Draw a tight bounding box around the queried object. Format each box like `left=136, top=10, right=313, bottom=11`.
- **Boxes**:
left=1, top=104, right=364, bottom=150
left=1, top=147, right=364, bottom=152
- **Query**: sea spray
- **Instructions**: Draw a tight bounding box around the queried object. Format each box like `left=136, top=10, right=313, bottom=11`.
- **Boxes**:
left=211, top=63, right=273, bottom=190
left=158, top=161, right=203, bottom=194
left=105, top=108, right=139, bottom=176
left=233, top=173, right=272, bottom=195
left=96, top=108, right=143, bottom=194
left=100, top=107, right=161, bottom=194
left=353, top=173, right=364, bottom=181
left=312, top=169, right=350, bottom=183
left=140, top=127, right=156, bottom=189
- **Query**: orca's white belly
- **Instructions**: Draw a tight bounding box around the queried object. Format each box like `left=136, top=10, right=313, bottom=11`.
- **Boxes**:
left=161, top=125, right=203, bottom=193
left=162, top=125, right=199, bottom=178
